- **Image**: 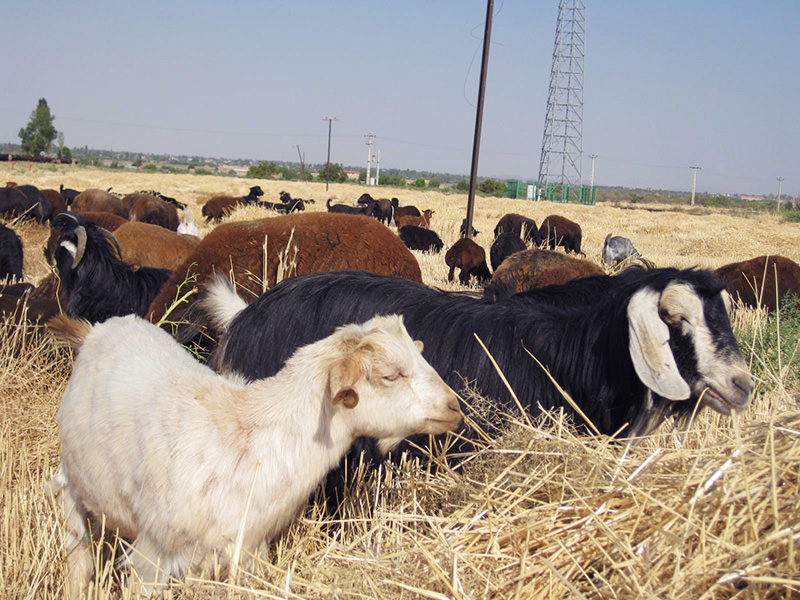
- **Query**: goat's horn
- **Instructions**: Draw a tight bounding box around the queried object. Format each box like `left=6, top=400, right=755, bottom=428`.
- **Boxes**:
left=73, top=226, right=87, bottom=268
left=98, top=227, right=123, bottom=259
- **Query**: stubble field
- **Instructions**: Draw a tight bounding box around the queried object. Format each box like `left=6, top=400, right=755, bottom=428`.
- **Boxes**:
left=1, top=163, right=798, bottom=599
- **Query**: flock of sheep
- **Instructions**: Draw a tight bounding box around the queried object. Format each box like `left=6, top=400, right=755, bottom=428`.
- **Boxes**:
left=0, top=179, right=798, bottom=596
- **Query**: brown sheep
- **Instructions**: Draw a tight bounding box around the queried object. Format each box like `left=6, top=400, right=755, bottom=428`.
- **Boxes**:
left=483, top=248, right=603, bottom=301
left=0, top=286, right=61, bottom=327
left=395, top=209, right=434, bottom=229
left=40, top=189, right=68, bottom=217
left=146, top=212, right=423, bottom=322
left=201, top=185, right=264, bottom=222
left=43, top=211, right=129, bottom=265
left=715, top=255, right=800, bottom=311
left=125, top=193, right=180, bottom=231
left=445, top=238, right=491, bottom=285
left=71, top=189, right=129, bottom=218
left=112, top=222, right=201, bottom=271
left=493, top=213, right=541, bottom=246
left=538, top=214, right=583, bottom=254
left=391, top=197, right=421, bottom=219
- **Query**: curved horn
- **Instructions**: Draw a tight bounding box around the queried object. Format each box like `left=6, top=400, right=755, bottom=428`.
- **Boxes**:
left=98, top=227, right=123, bottom=259
left=72, top=226, right=87, bottom=268
left=627, top=287, right=690, bottom=401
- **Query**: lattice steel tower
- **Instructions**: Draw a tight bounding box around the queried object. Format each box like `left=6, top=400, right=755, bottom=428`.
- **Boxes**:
left=538, top=0, right=586, bottom=201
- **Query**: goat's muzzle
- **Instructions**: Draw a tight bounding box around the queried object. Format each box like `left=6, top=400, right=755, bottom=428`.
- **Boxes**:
left=425, top=394, right=462, bottom=434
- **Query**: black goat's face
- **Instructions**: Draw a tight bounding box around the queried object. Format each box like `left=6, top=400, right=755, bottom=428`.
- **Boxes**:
left=627, top=282, right=752, bottom=416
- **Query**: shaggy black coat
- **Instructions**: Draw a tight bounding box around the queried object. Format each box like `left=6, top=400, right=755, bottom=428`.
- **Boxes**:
left=217, top=267, right=737, bottom=437
left=52, top=214, right=171, bottom=323
left=398, top=225, right=444, bottom=253
left=0, top=223, right=24, bottom=282
left=213, top=267, right=743, bottom=513
left=489, top=232, right=527, bottom=271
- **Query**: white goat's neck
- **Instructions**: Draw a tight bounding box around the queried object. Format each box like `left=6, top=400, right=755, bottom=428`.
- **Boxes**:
left=202, top=341, right=354, bottom=544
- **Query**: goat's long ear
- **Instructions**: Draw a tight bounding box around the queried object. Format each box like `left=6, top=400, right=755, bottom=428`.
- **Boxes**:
left=627, top=288, right=691, bottom=401
left=329, top=355, right=361, bottom=409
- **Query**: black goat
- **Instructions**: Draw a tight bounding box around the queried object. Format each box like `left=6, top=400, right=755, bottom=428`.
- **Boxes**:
left=398, top=225, right=444, bottom=253
left=0, top=223, right=24, bottom=282
left=326, top=197, right=375, bottom=216
left=52, top=213, right=171, bottom=323
left=59, top=184, right=81, bottom=206
left=135, top=190, right=187, bottom=210
left=357, top=193, right=394, bottom=224
left=460, top=218, right=479, bottom=238
left=208, top=268, right=751, bottom=439
left=203, top=268, right=752, bottom=513
left=259, top=192, right=309, bottom=214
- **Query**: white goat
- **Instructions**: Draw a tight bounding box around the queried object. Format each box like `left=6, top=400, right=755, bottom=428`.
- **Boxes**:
left=48, top=312, right=460, bottom=596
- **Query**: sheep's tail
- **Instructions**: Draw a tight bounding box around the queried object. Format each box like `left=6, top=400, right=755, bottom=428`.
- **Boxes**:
left=47, top=314, right=92, bottom=352
left=198, top=275, right=248, bottom=333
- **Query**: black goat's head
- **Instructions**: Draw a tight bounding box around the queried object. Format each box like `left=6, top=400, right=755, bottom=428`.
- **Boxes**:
left=625, top=274, right=752, bottom=434
left=51, top=213, right=121, bottom=272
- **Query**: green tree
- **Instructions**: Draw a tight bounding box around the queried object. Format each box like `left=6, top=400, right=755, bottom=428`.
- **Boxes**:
left=317, top=162, right=347, bottom=184
left=455, top=179, right=470, bottom=192
left=477, top=179, right=507, bottom=196
left=19, top=98, right=59, bottom=156
left=379, top=173, right=405, bottom=187
left=247, top=161, right=277, bottom=179
left=428, top=177, right=441, bottom=189
left=413, top=177, right=426, bottom=188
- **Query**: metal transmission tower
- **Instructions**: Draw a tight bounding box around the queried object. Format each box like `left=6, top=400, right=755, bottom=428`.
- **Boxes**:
left=538, top=0, right=586, bottom=203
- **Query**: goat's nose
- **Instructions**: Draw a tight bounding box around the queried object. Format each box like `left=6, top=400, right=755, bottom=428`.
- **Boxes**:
left=731, top=374, right=753, bottom=407
left=446, top=395, right=461, bottom=414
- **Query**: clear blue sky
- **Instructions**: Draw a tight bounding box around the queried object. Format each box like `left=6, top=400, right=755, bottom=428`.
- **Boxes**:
left=2, top=1, right=797, bottom=196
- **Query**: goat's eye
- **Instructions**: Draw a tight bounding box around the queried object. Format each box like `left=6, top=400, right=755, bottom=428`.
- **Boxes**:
left=663, top=312, right=689, bottom=327
left=383, top=372, right=403, bottom=382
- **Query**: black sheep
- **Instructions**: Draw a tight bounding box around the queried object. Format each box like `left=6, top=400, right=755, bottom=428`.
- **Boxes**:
left=0, top=223, right=24, bottom=282
left=489, top=231, right=526, bottom=271
left=398, top=225, right=444, bottom=253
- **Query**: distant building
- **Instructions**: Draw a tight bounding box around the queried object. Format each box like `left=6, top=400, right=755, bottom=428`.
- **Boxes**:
left=344, top=170, right=360, bottom=180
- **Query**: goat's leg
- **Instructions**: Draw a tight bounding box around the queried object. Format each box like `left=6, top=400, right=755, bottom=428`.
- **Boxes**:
left=54, top=483, right=94, bottom=598
left=125, top=534, right=176, bottom=599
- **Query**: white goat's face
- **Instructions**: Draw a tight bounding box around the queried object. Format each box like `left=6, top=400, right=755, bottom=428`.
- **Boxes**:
left=329, top=315, right=461, bottom=442
left=628, top=281, right=752, bottom=416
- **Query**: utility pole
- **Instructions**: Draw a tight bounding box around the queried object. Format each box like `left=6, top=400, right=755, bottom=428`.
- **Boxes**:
left=375, top=150, right=381, bottom=186
left=689, top=165, right=701, bottom=206
left=322, top=117, right=338, bottom=191
left=777, top=177, right=784, bottom=209
left=588, top=154, right=598, bottom=188
left=365, top=134, right=376, bottom=186
left=465, top=0, right=494, bottom=240
left=296, top=145, right=306, bottom=179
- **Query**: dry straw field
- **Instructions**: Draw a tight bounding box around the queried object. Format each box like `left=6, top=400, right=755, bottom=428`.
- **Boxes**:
left=1, top=163, right=799, bottom=599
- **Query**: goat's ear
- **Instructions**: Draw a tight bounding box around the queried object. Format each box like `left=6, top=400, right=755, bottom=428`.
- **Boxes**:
left=627, top=288, right=691, bottom=401
left=333, top=389, right=359, bottom=409
left=414, top=340, right=424, bottom=353
left=329, top=354, right=361, bottom=409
